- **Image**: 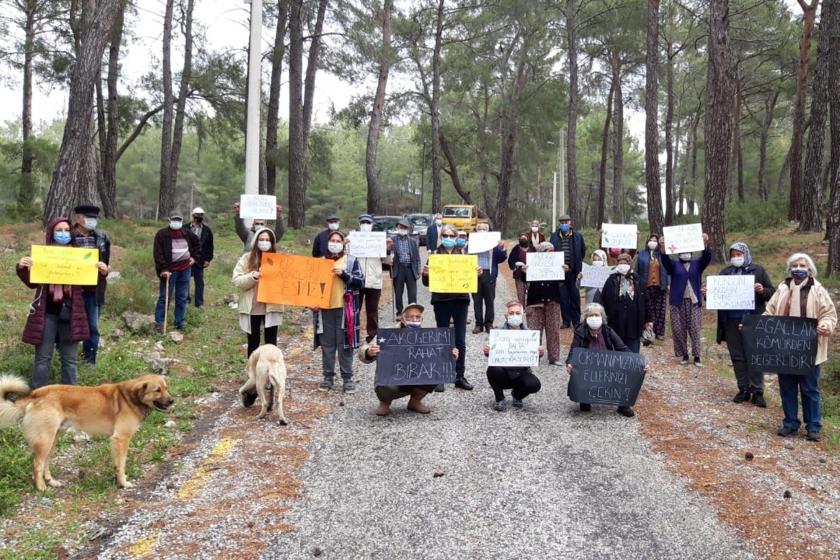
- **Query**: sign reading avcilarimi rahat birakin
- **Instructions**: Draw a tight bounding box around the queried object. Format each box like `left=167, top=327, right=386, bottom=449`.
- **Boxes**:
left=374, top=328, right=457, bottom=386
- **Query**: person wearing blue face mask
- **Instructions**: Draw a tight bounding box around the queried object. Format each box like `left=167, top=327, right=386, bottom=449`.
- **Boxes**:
left=153, top=211, right=202, bottom=331
left=72, top=204, right=111, bottom=365
left=549, top=214, right=586, bottom=329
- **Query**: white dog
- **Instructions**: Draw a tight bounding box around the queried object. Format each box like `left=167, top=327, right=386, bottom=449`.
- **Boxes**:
left=239, top=344, right=288, bottom=424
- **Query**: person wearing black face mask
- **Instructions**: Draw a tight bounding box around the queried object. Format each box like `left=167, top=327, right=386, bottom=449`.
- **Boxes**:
left=189, top=207, right=214, bottom=308
left=508, top=233, right=535, bottom=307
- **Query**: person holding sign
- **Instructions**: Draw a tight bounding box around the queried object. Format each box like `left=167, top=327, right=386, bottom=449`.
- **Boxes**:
left=483, top=301, right=544, bottom=412
left=763, top=253, right=836, bottom=442
left=596, top=252, right=652, bottom=353
left=16, top=218, right=106, bottom=387
left=314, top=231, right=365, bottom=393
left=72, top=204, right=111, bottom=366
left=525, top=242, right=564, bottom=365
left=470, top=221, right=507, bottom=334
left=508, top=232, right=535, bottom=307
left=153, top=211, right=201, bottom=331
left=312, top=214, right=342, bottom=258
left=565, top=303, right=649, bottom=416
left=633, top=233, right=669, bottom=341
left=713, top=242, right=775, bottom=407
left=422, top=225, right=476, bottom=391
left=659, top=233, right=710, bottom=366
left=579, top=249, right=608, bottom=305
left=359, top=303, right=458, bottom=416
left=233, top=201, right=282, bottom=252
left=355, top=214, right=393, bottom=342
left=389, top=218, right=421, bottom=320
left=549, top=214, right=586, bottom=329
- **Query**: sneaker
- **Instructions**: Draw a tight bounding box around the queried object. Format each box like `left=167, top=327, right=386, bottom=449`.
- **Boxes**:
left=434, top=384, right=445, bottom=392
left=511, top=397, right=524, bottom=409
left=693, top=357, right=703, bottom=367
left=318, top=378, right=334, bottom=392
left=493, top=400, right=507, bottom=412
left=579, top=403, right=592, bottom=412
left=342, top=379, right=357, bottom=394
left=806, top=431, right=821, bottom=442
left=680, top=356, right=689, bottom=366
left=616, top=406, right=636, bottom=418
left=777, top=426, right=798, bottom=437
left=751, top=391, right=767, bottom=408
left=732, top=389, right=751, bottom=403
left=241, top=390, right=257, bottom=408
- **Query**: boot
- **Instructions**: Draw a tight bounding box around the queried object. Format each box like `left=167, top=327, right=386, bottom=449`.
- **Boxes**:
left=751, top=391, right=767, bottom=408
left=375, top=400, right=392, bottom=416
left=407, top=389, right=431, bottom=414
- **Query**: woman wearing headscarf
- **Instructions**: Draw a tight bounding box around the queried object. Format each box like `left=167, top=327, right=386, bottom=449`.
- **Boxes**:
left=714, top=242, right=774, bottom=407
left=525, top=241, right=564, bottom=364
left=596, top=252, right=652, bottom=353
left=634, top=233, right=669, bottom=340
left=16, top=218, right=107, bottom=387
left=763, top=253, right=836, bottom=442
left=508, top=232, right=535, bottom=307
left=578, top=249, right=609, bottom=305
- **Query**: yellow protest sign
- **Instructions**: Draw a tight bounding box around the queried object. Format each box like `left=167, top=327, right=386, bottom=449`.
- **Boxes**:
left=428, top=254, right=478, bottom=293
left=30, top=245, right=99, bottom=286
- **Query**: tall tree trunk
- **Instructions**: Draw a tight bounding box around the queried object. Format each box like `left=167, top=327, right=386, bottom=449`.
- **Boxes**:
left=799, top=0, right=832, bottom=232
left=287, top=0, right=305, bottom=227
left=302, top=0, right=328, bottom=147
left=158, top=0, right=175, bottom=219
left=688, top=102, right=701, bottom=216
left=664, top=35, right=675, bottom=225
left=18, top=0, right=36, bottom=212
left=565, top=0, right=579, bottom=224
left=265, top=0, right=289, bottom=197
left=440, top=131, right=473, bottom=205
left=365, top=0, right=392, bottom=214
left=168, top=0, right=196, bottom=212
left=98, top=8, right=123, bottom=218
left=612, top=56, right=624, bottom=222
left=645, top=0, right=664, bottom=234
left=597, top=78, right=615, bottom=228
left=827, top=0, right=840, bottom=250
left=733, top=76, right=744, bottom=202
left=758, top=90, right=779, bottom=202
left=43, top=0, right=125, bottom=223
left=702, top=0, right=736, bottom=263
left=429, top=0, right=445, bottom=214
left=789, top=0, right=819, bottom=221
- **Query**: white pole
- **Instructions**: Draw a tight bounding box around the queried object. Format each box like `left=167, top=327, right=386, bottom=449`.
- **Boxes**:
left=244, top=0, right=262, bottom=198
left=552, top=171, right=557, bottom=228
left=558, top=130, right=565, bottom=217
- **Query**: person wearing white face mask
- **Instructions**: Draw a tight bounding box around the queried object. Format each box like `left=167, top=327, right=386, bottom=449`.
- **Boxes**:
left=483, top=301, right=544, bottom=411
left=528, top=219, right=545, bottom=249
left=596, top=252, right=653, bottom=353
left=633, top=233, right=669, bottom=341
left=354, top=214, right=394, bottom=342
left=72, top=204, right=111, bottom=365
left=426, top=213, right=444, bottom=250
left=153, top=210, right=201, bottom=331
left=312, top=214, right=342, bottom=258
left=471, top=220, right=507, bottom=333
left=578, top=249, right=609, bottom=305
left=388, top=218, right=421, bottom=320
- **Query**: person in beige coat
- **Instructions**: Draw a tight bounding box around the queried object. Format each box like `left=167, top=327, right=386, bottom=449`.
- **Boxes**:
left=763, top=253, right=836, bottom=442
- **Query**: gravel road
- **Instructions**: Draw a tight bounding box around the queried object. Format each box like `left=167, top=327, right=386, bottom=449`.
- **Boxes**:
left=263, top=264, right=754, bottom=560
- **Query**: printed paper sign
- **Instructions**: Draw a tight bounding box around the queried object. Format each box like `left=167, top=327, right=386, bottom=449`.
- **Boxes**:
left=467, top=231, right=501, bottom=254
left=488, top=329, right=540, bottom=368
left=567, top=348, right=646, bottom=406
left=742, top=315, right=818, bottom=376
left=347, top=231, right=387, bottom=258
left=705, top=275, right=755, bottom=310
left=30, top=245, right=99, bottom=286
left=601, top=223, right=638, bottom=249
left=526, top=252, right=565, bottom=281
left=375, top=328, right=457, bottom=386
left=239, top=194, right=278, bottom=220
left=428, top=254, right=478, bottom=293
left=580, top=263, right=614, bottom=289
left=662, top=223, right=704, bottom=255
left=256, top=253, right=335, bottom=307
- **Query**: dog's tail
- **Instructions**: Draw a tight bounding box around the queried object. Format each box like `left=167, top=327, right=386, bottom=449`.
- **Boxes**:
left=0, top=374, right=30, bottom=428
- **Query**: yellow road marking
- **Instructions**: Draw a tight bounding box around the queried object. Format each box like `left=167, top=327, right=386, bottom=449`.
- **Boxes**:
left=129, top=531, right=160, bottom=558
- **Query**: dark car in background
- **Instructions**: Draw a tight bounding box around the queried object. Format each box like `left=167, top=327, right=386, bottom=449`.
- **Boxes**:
left=404, top=213, right=434, bottom=246
left=372, top=215, right=404, bottom=237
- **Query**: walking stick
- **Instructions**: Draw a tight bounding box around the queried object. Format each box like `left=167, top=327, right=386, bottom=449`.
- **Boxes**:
left=163, top=274, right=171, bottom=334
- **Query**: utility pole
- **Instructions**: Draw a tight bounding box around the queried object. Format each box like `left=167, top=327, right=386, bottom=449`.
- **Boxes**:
left=244, top=0, right=262, bottom=204
left=559, top=129, right=565, bottom=218
left=420, top=140, right=427, bottom=212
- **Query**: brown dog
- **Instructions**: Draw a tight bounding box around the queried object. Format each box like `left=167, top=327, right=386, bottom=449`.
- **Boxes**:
left=0, top=374, right=174, bottom=491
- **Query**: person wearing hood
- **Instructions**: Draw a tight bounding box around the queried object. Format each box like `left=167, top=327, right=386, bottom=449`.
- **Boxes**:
left=525, top=241, right=564, bottom=365
left=596, top=252, right=652, bottom=353
left=72, top=204, right=110, bottom=365
left=714, top=242, right=775, bottom=407
left=548, top=214, right=586, bottom=329
left=634, top=233, right=670, bottom=341
left=153, top=210, right=201, bottom=331
left=579, top=249, right=609, bottom=305
left=509, top=231, right=536, bottom=307
left=313, top=230, right=365, bottom=393
left=389, top=218, right=421, bottom=319
left=16, top=218, right=106, bottom=387
left=763, top=253, right=836, bottom=442
left=312, top=214, right=342, bottom=258
left=659, top=233, right=710, bottom=366
left=189, top=207, right=214, bottom=308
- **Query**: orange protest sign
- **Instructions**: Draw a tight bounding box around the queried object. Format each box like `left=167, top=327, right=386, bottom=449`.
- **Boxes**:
left=256, top=253, right=335, bottom=308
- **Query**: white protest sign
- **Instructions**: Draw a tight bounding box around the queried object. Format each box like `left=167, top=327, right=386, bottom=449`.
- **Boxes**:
left=468, top=231, right=501, bottom=254
left=662, top=223, right=704, bottom=255
left=239, top=194, right=277, bottom=220
left=705, top=275, right=755, bottom=310
left=488, top=329, right=541, bottom=368
left=526, top=252, right=565, bottom=281
left=347, top=231, right=387, bottom=258
left=601, top=223, right=638, bottom=249
left=580, top=263, right=614, bottom=289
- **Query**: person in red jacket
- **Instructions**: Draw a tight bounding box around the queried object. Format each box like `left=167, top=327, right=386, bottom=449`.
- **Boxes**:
left=153, top=211, right=201, bottom=331
left=16, top=217, right=107, bottom=387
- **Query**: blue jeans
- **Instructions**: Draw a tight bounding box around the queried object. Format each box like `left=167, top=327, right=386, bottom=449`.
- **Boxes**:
left=191, top=264, right=205, bottom=307
left=558, top=278, right=581, bottom=327
left=778, top=366, right=821, bottom=433
left=155, top=269, right=190, bottom=328
left=82, top=291, right=100, bottom=364
left=33, top=314, right=78, bottom=388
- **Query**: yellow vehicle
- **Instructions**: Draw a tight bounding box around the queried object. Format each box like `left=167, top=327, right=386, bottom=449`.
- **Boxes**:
left=442, top=204, right=478, bottom=232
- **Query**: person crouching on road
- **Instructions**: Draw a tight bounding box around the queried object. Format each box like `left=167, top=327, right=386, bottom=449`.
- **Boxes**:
left=484, top=300, right=543, bottom=412
left=359, top=303, right=458, bottom=416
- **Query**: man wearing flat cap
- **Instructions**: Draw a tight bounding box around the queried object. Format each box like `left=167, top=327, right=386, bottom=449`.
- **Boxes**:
left=152, top=211, right=201, bottom=331
left=312, top=214, right=341, bottom=258
left=549, top=213, right=586, bottom=329
left=388, top=218, right=421, bottom=319
left=72, top=204, right=111, bottom=365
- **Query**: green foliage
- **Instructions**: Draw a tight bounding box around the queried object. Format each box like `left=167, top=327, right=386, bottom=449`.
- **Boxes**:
left=724, top=197, right=789, bottom=232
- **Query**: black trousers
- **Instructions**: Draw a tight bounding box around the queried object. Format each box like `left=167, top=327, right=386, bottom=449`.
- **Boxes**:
left=486, top=366, right=542, bottom=401
left=393, top=264, right=417, bottom=314
left=472, top=272, right=497, bottom=327
left=433, top=300, right=468, bottom=377
left=724, top=317, right=764, bottom=391
left=358, top=287, right=382, bottom=341
left=247, top=315, right=278, bottom=357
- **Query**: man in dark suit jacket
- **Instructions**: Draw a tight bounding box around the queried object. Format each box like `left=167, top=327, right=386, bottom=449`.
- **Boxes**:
left=549, top=213, right=586, bottom=328
left=426, top=212, right=443, bottom=250
left=189, top=207, right=214, bottom=308
left=312, top=214, right=341, bottom=258
left=389, top=218, right=421, bottom=319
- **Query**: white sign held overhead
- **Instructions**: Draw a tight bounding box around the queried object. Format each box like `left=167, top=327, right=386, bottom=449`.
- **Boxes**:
left=239, top=194, right=277, bottom=220
left=705, top=275, right=756, bottom=310
left=662, top=223, right=704, bottom=255
left=347, top=231, right=387, bottom=258
left=580, top=263, right=614, bottom=289
left=526, top=252, right=565, bottom=281
left=467, top=231, right=502, bottom=254
left=488, top=329, right=541, bottom=368
left=600, top=223, right=638, bottom=249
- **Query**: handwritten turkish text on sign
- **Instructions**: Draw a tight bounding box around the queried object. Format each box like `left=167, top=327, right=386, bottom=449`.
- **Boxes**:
left=428, top=254, right=478, bottom=293
left=256, top=253, right=334, bottom=308
left=488, top=329, right=540, bottom=368
left=742, top=314, right=818, bottom=376
left=467, top=231, right=501, bottom=254
left=30, top=245, right=99, bottom=286
left=375, top=328, right=457, bottom=386
left=662, top=223, right=704, bottom=255
left=601, top=223, right=638, bottom=249
left=347, top=231, right=387, bottom=258
left=239, top=194, right=278, bottom=220
left=705, top=275, right=755, bottom=310
left=567, top=348, right=646, bottom=406
left=580, top=263, right=613, bottom=289
left=526, top=251, right=565, bottom=281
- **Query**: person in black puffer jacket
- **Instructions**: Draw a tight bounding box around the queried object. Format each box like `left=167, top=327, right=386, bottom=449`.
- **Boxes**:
left=596, top=252, right=652, bottom=353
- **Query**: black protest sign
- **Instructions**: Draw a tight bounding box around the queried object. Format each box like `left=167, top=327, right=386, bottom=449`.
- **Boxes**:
left=374, top=328, right=457, bottom=386
left=567, top=348, right=646, bottom=406
left=742, top=314, right=818, bottom=376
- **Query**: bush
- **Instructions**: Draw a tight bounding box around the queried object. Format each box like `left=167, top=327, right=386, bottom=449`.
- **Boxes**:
left=725, top=198, right=788, bottom=232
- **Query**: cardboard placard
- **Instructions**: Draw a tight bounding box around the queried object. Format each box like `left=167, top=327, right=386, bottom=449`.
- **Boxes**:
left=239, top=194, right=278, bottom=220
left=662, top=223, right=704, bottom=255
left=347, top=231, right=387, bottom=258
left=467, top=231, right=501, bottom=254
left=30, top=245, right=99, bottom=286
left=428, top=254, right=478, bottom=293
left=567, top=348, right=646, bottom=406
left=742, top=314, right=818, bottom=376
left=256, top=253, right=335, bottom=307
left=488, top=329, right=540, bottom=368
left=705, top=275, right=755, bottom=310
left=374, top=328, right=457, bottom=386
left=580, top=263, right=614, bottom=289
left=600, top=223, right=638, bottom=249
left=526, top=252, right=565, bottom=281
